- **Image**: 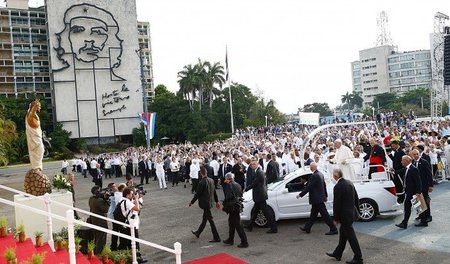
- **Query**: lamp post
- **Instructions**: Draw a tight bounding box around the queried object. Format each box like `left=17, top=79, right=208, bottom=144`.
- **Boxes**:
left=372, top=107, right=375, bottom=119
left=137, top=46, right=150, bottom=148
left=265, top=115, right=268, bottom=126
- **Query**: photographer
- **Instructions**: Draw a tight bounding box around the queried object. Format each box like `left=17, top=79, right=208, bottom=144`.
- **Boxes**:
left=221, top=173, right=248, bottom=248
left=88, top=185, right=110, bottom=255
left=116, top=187, right=147, bottom=263
left=107, top=183, right=125, bottom=251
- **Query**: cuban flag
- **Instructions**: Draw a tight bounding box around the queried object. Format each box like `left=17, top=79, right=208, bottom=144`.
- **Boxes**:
left=138, top=112, right=156, bottom=140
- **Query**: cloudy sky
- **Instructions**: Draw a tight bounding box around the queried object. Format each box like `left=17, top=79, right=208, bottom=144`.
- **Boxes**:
left=20, top=0, right=449, bottom=113
left=134, top=0, right=450, bottom=114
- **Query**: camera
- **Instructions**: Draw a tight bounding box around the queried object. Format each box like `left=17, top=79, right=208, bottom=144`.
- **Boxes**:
left=96, top=187, right=113, bottom=200
left=135, top=184, right=147, bottom=196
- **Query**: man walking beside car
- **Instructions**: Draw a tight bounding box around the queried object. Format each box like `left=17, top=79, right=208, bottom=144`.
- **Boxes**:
left=297, top=162, right=338, bottom=235
left=244, top=159, right=278, bottom=234
left=326, top=168, right=363, bottom=264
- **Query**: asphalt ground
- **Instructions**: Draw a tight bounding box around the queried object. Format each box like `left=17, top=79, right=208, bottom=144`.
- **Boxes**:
left=1, top=161, right=450, bottom=264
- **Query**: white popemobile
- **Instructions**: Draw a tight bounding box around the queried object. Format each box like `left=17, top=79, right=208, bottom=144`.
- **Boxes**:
left=241, top=122, right=403, bottom=226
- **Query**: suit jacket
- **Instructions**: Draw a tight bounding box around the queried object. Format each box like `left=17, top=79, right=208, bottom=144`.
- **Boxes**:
left=246, top=168, right=256, bottom=188
left=88, top=196, right=110, bottom=228
left=388, top=148, right=406, bottom=171
left=420, top=153, right=431, bottom=166
left=245, top=167, right=268, bottom=203
left=413, top=158, right=433, bottom=192
left=138, top=160, right=147, bottom=175
left=333, top=178, right=359, bottom=225
left=204, top=164, right=214, bottom=179
left=266, top=160, right=280, bottom=184
left=218, top=163, right=233, bottom=185
left=191, top=176, right=218, bottom=210
left=299, top=170, right=327, bottom=205
left=232, top=163, right=246, bottom=184
left=403, top=165, right=422, bottom=196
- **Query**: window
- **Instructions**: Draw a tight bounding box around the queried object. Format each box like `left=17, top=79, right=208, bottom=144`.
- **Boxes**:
left=400, top=70, right=415, bottom=77
left=390, top=79, right=400, bottom=85
left=416, top=68, right=431, bottom=75
left=401, top=78, right=415, bottom=84
left=389, top=72, right=399, bottom=78
left=400, top=62, right=414, bottom=69
left=399, top=54, right=414, bottom=61
left=416, top=76, right=431, bottom=82
left=388, top=57, right=399, bottom=63
left=416, top=61, right=430, bottom=67
left=415, top=53, right=430, bottom=60
left=389, top=64, right=400, bottom=71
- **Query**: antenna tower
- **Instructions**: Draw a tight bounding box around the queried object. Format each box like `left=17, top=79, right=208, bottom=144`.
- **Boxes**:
left=375, top=11, right=394, bottom=46
left=430, top=12, right=449, bottom=120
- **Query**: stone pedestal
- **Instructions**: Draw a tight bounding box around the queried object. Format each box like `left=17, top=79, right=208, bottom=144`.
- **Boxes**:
left=24, top=169, right=51, bottom=196
left=14, top=191, right=73, bottom=242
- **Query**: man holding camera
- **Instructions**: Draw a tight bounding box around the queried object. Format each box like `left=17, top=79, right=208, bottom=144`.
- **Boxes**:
left=116, top=187, right=147, bottom=263
left=221, top=172, right=248, bottom=248
left=88, top=185, right=110, bottom=255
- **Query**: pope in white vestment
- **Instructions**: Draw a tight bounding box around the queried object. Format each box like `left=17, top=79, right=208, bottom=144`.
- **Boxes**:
left=330, top=139, right=356, bottom=180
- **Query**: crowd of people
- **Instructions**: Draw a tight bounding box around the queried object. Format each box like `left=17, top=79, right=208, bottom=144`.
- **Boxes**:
left=64, top=116, right=450, bottom=264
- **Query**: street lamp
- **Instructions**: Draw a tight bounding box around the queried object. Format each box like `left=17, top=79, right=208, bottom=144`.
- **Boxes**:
left=372, top=107, right=375, bottom=119
left=265, top=115, right=268, bottom=126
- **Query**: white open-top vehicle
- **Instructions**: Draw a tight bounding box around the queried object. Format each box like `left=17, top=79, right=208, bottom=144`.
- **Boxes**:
left=241, top=122, right=403, bottom=226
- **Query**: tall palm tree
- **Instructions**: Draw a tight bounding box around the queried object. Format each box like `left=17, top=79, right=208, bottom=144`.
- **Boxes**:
left=350, top=91, right=363, bottom=109
left=177, top=64, right=198, bottom=110
left=204, top=62, right=225, bottom=109
left=341, top=92, right=352, bottom=112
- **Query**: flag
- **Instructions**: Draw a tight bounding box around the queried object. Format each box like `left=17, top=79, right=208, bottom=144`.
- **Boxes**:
left=225, top=47, right=229, bottom=81
left=138, top=112, right=156, bottom=140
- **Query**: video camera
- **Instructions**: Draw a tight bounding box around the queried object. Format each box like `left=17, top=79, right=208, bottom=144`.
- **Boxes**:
left=134, top=184, right=147, bottom=196
left=96, top=187, right=113, bottom=200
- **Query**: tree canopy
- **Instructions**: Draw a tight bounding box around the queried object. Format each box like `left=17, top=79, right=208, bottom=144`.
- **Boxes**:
left=299, top=102, right=333, bottom=116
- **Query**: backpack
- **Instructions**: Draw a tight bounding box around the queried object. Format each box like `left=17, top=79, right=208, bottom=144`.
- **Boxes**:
left=113, top=200, right=131, bottom=223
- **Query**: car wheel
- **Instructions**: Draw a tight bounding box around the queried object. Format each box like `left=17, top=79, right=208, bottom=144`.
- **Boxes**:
left=358, top=199, right=377, bottom=222
left=253, top=207, right=275, bottom=227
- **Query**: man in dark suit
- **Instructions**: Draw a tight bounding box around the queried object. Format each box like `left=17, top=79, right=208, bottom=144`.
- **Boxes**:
left=395, top=155, right=422, bottom=229
left=244, top=159, right=277, bottom=233
left=88, top=185, right=110, bottom=255
left=232, top=157, right=246, bottom=190
left=218, top=157, right=233, bottom=193
left=297, top=163, right=337, bottom=235
left=138, top=156, right=148, bottom=185
left=265, top=154, right=280, bottom=184
left=411, top=149, right=433, bottom=226
left=415, top=145, right=431, bottom=170
left=326, top=168, right=363, bottom=264
left=189, top=166, right=221, bottom=242
left=388, top=140, right=406, bottom=202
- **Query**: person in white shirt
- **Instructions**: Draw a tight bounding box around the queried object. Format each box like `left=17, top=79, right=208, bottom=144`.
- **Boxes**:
left=155, top=157, right=167, bottom=189
left=190, top=160, right=200, bottom=194
left=132, top=153, right=139, bottom=176
left=104, top=158, right=112, bottom=179
left=170, top=156, right=180, bottom=187
left=209, top=156, right=220, bottom=184
left=61, top=159, right=69, bottom=175
left=81, top=159, right=88, bottom=178
left=286, top=151, right=299, bottom=174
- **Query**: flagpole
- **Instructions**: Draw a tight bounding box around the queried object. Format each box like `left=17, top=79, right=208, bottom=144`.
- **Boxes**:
left=226, top=46, right=235, bottom=134
left=138, top=46, right=150, bottom=148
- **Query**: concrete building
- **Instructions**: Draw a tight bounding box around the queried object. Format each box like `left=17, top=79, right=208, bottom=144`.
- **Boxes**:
left=137, top=21, right=155, bottom=100
left=352, top=46, right=432, bottom=107
left=358, top=45, right=396, bottom=106
left=0, top=4, right=50, bottom=100
left=387, top=50, right=432, bottom=94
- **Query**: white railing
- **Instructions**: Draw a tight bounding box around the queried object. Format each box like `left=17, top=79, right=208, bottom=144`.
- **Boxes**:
left=0, top=184, right=182, bottom=264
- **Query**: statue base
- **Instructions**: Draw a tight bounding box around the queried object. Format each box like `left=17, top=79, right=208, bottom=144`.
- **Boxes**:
left=24, top=169, right=51, bottom=196
left=14, top=191, right=73, bottom=242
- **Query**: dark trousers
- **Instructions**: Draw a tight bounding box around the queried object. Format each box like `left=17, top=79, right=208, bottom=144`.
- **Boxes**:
left=401, top=194, right=413, bottom=225
left=192, top=178, right=199, bottom=193
left=235, top=179, right=245, bottom=191
left=227, top=210, right=247, bottom=243
left=420, top=191, right=431, bottom=222
left=110, top=222, right=121, bottom=250
left=172, top=171, right=179, bottom=186
left=93, top=229, right=107, bottom=255
left=304, top=202, right=336, bottom=231
left=119, top=226, right=141, bottom=252
left=195, top=208, right=220, bottom=240
left=249, top=200, right=277, bottom=231
left=333, top=223, right=362, bottom=260
left=105, top=168, right=111, bottom=179
left=140, top=171, right=148, bottom=184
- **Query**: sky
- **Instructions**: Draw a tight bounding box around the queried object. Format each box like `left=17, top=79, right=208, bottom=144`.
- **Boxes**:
left=18, top=0, right=450, bottom=114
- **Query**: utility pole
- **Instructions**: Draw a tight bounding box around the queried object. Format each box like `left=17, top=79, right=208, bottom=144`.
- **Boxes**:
left=137, top=47, right=150, bottom=148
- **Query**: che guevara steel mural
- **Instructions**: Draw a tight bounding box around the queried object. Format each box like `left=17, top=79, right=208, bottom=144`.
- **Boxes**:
left=47, top=1, right=142, bottom=139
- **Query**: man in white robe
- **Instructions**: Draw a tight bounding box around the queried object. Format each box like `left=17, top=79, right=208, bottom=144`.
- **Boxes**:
left=329, top=139, right=356, bottom=180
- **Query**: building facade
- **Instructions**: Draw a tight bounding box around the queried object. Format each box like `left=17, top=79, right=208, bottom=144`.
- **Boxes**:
left=0, top=0, right=155, bottom=140
left=137, top=21, right=155, bottom=101
left=387, top=50, right=432, bottom=94
left=352, top=46, right=432, bottom=107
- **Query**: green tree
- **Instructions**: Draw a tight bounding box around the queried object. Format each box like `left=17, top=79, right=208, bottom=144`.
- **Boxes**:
left=350, top=91, right=363, bottom=109
left=341, top=92, right=352, bottom=111
left=300, top=102, right=333, bottom=116
left=372, top=92, right=399, bottom=111
left=0, top=116, right=17, bottom=166
left=399, top=88, right=430, bottom=109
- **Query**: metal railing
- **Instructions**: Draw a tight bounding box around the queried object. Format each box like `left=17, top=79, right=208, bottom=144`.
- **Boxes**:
left=0, top=184, right=182, bottom=264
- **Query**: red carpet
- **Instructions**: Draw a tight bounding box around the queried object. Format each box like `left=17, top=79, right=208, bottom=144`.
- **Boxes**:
left=184, top=253, right=248, bottom=264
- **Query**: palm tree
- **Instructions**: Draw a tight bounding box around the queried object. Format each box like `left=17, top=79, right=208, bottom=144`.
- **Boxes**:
left=204, top=62, right=225, bottom=109
left=177, top=64, right=198, bottom=110
left=350, top=91, right=363, bottom=109
left=341, top=92, right=352, bottom=112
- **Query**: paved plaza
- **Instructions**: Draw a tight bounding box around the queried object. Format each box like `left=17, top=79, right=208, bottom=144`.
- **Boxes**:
left=1, top=161, right=450, bottom=263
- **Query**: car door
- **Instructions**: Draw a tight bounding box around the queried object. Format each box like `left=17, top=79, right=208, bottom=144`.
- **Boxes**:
left=276, top=174, right=311, bottom=217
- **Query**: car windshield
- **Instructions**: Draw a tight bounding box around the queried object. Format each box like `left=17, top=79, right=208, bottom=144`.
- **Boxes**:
left=268, top=173, right=292, bottom=190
